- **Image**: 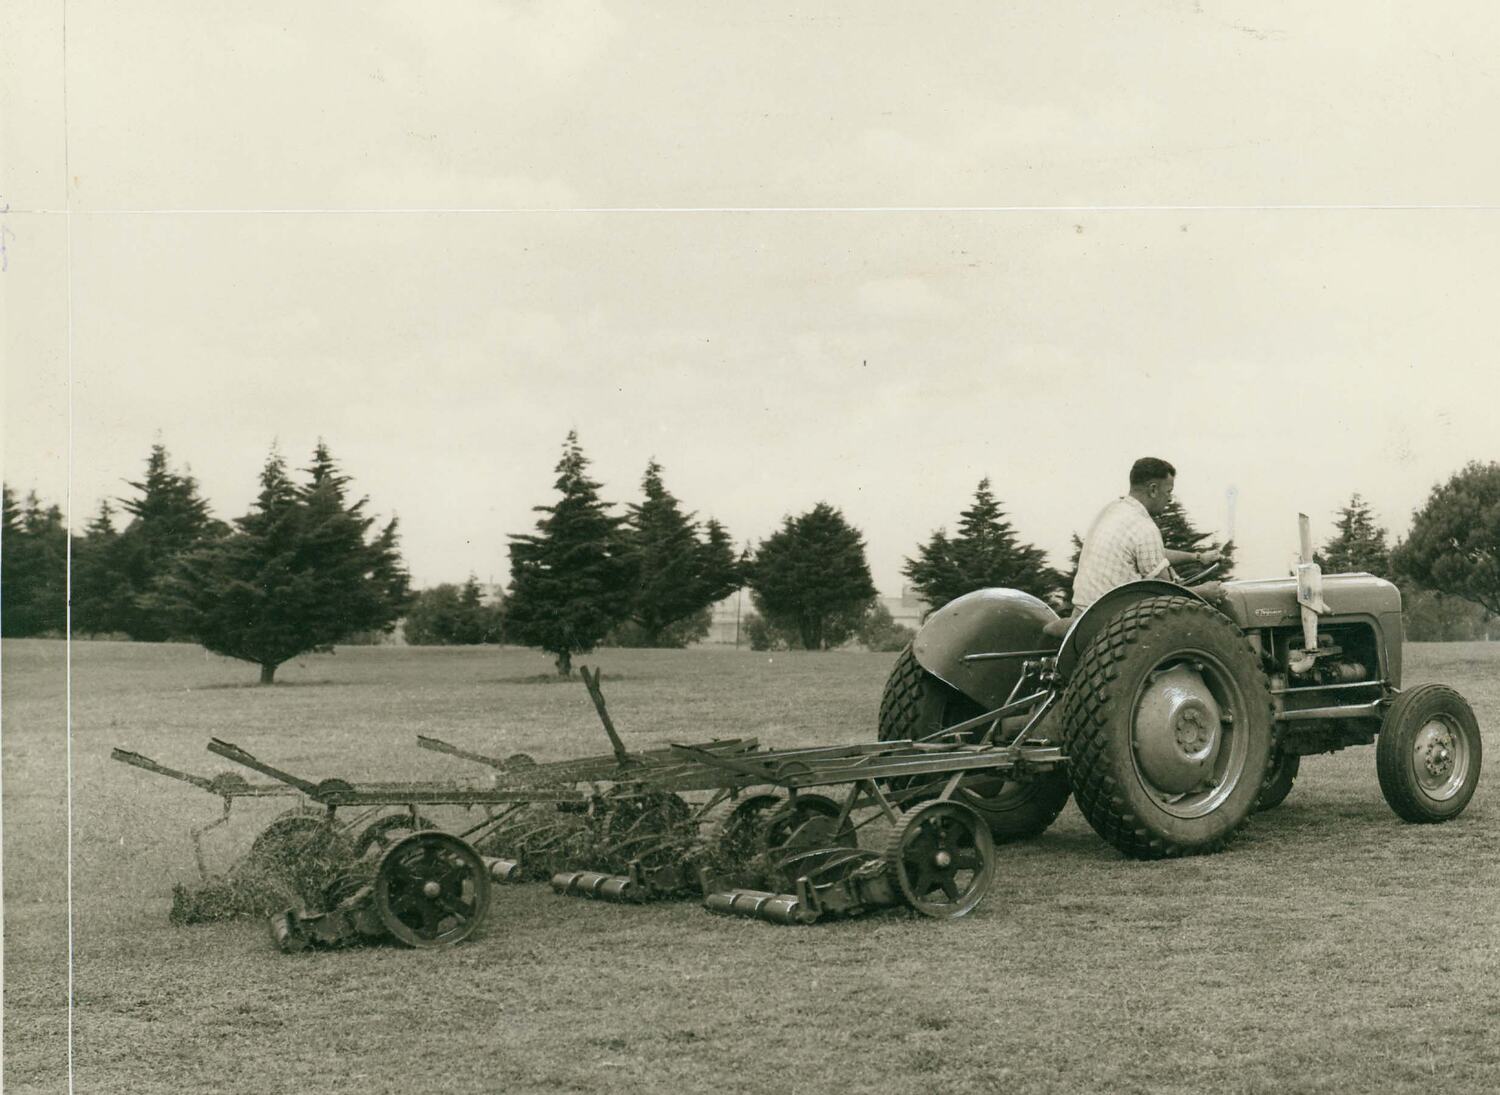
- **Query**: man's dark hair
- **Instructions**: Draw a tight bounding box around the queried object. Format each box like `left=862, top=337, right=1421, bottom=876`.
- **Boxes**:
left=1129, top=457, right=1177, bottom=487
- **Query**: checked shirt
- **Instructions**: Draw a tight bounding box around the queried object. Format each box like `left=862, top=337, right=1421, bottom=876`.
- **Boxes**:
left=1072, top=495, right=1168, bottom=610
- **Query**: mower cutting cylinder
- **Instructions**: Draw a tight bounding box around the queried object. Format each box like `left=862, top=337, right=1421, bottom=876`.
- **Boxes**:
left=703, top=888, right=818, bottom=925
left=483, top=856, right=523, bottom=883
left=551, top=870, right=642, bottom=902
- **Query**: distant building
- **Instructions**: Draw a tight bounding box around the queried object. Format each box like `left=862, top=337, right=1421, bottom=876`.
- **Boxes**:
left=703, top=587, right=929, bottom=646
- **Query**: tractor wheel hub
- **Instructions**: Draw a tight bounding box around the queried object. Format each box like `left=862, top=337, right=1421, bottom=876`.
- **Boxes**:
left=1134, top=664, right=1224, bottom=795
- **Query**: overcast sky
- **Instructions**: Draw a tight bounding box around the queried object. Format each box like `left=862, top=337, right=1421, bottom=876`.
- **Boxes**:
left=4, top=2, right=1498, bottom=592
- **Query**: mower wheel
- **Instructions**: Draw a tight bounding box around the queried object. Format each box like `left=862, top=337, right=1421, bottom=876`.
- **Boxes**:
left=877, top=644, right=1071, bottom=840
left=886, top=801, right=996, bottom=919
left=354, top=812, right=439, bottom=859
left=247, top=809, right=353, bottom=868
left=704, top=793, right=783, bottom=868
left=374, top=831, right=491, bottom=948
left=1376, top=684, right=1482, bottom=823
left=1059, top=595, right=1273, bottom=859
left=761, top=794, right=855, bottom=855
left=1254, top=748, right=1300, bottom=812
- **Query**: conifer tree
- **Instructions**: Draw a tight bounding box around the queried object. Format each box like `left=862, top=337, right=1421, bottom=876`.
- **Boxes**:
left=115, top=443, right=226, bottom=640
left=620, top=460, right=742, bottom=646
left=403, top=577, right=504, bottom=645
left=72, top=500, right=137, bottom=636
left=505, top=432, right=632, bottom=675
left=1, top=485, right=69, bottom=637
left=1152, top=498, right=1236, bottom=578
left=1316, top=494, right=1391, bottom=577
left=903, top=479, right=1061, bottom=610
left=154, top=446, right=410, bottom=683
left=748, top=502, right=876, bottom=650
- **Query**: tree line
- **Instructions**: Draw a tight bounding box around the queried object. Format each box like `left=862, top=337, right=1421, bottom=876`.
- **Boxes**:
left=4, top=436, right=1498, bottom=680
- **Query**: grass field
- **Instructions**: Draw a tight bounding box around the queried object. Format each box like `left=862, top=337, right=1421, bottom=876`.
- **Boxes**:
left=4, top=638, right=1498, bottom=1094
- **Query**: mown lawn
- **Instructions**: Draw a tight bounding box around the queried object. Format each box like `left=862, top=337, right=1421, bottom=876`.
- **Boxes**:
left=4, top=638, right=1498, bottom=1094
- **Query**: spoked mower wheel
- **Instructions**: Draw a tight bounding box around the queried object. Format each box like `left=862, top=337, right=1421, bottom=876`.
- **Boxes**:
left=374, top=831, right=491, bottom=948
left=1376, top=684, right=1482, bottom=823
left=885, top=800, right=996, bottom=919
left=878, top=644, right=1071, bottom=840
left=247, top=807, right=336, bottom=863
left=355, top=812, right=439, bottom=859
left=704, top=793, right=783, bottom=870
left=761, top=794, right=856, bottom=856
left=1059, top=595, right=1273, bottom=859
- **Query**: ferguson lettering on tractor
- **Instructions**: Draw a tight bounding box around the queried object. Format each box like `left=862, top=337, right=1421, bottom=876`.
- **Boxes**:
left=878, top=515, right=1483, bottom=858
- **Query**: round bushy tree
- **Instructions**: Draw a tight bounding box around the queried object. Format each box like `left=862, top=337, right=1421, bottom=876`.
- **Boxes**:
left=1393, top=461, right=1500, bottom=616
left=747, top=502, right=876, bottom=651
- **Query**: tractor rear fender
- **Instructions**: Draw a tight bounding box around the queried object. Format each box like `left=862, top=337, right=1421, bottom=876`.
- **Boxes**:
left=912, top=588, right=1060, bottom=711
left=1055, top=580, right=1212, bottom=684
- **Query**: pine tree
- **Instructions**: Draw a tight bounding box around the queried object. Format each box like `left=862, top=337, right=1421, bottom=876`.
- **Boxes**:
left=747, top=502, right=877, bottom=650
left=1153, top=498, right=1236, bottom=579
left=903, top=479, right=1061, bottom=610
left=1316, top=494, right=1391, bottom=577
left=1, top=485, right=69, bottom=637
left=72, top=500, right=136, bottom=636
left=115, top=443, right=226, bottom=640
left=453, top=576, right=504, bottom=644
left=505, top=432, right=633, bottom=676
left=402, top=577, right=503, bottom=645
left=620, top=460, right=742, bottom=647
left=403, top=584, right=465, bottom=645
left=154, top=446, right=411, bottom=683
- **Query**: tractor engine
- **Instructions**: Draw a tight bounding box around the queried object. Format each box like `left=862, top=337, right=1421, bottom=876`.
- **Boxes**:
left=1277, top=629, right=1375, bottom=687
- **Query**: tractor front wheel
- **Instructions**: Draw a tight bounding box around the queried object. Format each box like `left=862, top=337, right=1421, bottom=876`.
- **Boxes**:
left=1376, top=684, right=1482, bottom=823
left=1059, top=595, right=1273, bottom=859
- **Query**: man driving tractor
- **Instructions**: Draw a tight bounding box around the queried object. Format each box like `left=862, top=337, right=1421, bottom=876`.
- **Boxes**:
left=1027, top=456, right=1229, bottom=732
left=1071, top=456, right=1224, bottom=613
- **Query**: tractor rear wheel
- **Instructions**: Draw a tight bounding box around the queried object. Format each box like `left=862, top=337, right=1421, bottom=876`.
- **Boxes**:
left=1059, top=595, right=1273, bottom=859
left=1376, top=684, right=1482, bottom=823
left=877, top=644, right=1071, bottom=841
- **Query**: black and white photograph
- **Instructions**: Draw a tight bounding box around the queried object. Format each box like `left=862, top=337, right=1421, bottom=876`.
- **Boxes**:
left=3, top=2, right=1498, bottom=1092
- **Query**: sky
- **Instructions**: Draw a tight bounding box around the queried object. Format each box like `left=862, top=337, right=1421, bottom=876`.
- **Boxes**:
left=4, top=1, right=1498, bottom=593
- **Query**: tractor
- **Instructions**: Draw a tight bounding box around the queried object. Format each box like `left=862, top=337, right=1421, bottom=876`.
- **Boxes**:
left=878, top=516, right=1483, bottom=858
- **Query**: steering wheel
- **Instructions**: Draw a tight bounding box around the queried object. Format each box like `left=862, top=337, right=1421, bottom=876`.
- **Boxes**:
left=1172, top=560, right=1222, bottom=586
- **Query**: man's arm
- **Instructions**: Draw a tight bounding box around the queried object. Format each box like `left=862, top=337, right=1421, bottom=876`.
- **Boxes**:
left=1166, top=547, right=1223, bottom=568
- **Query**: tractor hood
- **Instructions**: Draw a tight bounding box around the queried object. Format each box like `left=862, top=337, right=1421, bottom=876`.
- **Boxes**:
left=1219, top=573, right=1402, bottom=629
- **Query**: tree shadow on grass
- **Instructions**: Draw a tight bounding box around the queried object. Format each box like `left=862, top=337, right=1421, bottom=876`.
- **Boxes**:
left=484, top=672, right=636, bottom=686
left=186, top=679, right=346, bottom=691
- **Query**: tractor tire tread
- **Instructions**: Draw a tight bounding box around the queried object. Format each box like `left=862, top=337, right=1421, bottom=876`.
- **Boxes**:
left=1059, top=594, right=1273, bottom=860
